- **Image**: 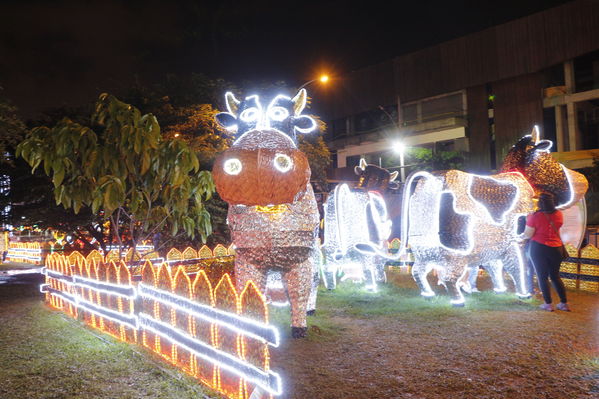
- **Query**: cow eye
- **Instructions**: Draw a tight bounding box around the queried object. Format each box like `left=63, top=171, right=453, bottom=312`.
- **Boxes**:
left=239, top=107, right=260, bottom=122
left=268, top=106, right=289, bottom=122
left=223, top=158, right=242, bottom=175
left=273, top=153, right=293, bottom=172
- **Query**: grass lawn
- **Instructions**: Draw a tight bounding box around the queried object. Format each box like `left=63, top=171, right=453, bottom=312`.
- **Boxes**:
left=272, top=270, right=599, bottom=398
left=0, top=282, right=223, bottom=399
left=1, top=269, right=598, bottom=398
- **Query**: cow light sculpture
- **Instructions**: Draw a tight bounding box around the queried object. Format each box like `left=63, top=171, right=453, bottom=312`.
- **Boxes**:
left=213, top=89, right=320, bottom=338
left=358, top=127, right=588, bottom=306
left=322, top=160, right=397, bottom=291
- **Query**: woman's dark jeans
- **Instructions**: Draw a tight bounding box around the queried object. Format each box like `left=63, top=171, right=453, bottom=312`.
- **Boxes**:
left=529, top=240, right=567, bottom=304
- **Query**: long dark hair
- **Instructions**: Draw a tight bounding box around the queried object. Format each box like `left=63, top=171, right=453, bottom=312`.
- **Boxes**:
left=537, top=193, right=557, bottom=213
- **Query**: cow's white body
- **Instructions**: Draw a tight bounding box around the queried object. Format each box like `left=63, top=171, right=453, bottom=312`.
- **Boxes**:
left=404, top=170, right=535, bottom=303
left=322, top=183, right=391, bottom=290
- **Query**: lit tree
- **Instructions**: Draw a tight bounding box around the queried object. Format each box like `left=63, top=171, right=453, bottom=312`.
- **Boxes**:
left=17, top=93, right=215, bottom=258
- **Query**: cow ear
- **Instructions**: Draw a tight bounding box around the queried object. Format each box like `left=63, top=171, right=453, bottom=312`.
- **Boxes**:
left=531, top=125, right=540, bottom=143
left=215, top=112, right=238, bottom=131
left=291, top=88, right=307, bottom=115
left=224, top=92, right=240, bottom=115
left=534, top=139, right=552, bottom=153
left=389, top=171, right=399, bottom=182
left=293, top=115, right=317, bottom=134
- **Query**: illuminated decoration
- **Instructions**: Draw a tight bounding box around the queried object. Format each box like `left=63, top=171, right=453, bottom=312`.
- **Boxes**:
left=224, top=158, right=243, bottom=175
left=359, top=128, right=589, bottom=305
left=322, top=161, right=396, bottom=291
left=214, top=89, right=320, bottom=338
left=7, top=241, right=43, bottom=264
left=41, top=253, right=282, bottom=398
left=501, top=126, right=588, bottom=209
left=216, top=89, right=317, bottom=144
left=273, top=153, right=293, bottom=173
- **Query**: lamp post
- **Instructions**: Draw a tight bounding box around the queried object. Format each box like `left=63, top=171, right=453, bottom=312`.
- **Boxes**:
left=298, top=74, right=329, bottom=91
left=392, top=141, right=406, bottom=182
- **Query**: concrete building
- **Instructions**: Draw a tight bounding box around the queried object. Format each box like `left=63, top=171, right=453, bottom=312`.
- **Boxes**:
left=322, top=0, right=599, bottom=179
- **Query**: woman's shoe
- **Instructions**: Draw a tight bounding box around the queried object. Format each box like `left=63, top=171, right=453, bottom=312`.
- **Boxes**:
left=556, top=302, right=571, bottom=311
left=539, top=303, right=554, bottom=311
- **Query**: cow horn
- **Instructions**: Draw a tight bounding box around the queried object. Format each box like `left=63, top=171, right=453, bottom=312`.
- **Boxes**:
left=359, top=158, right=367, bottom=170
left=389, top=171, right=399, bottom=182
left=531, top=125, right=541, bottom=144
left=292, top=88, right=308, bottom=116
left=225, top=92, right=240, bottom=115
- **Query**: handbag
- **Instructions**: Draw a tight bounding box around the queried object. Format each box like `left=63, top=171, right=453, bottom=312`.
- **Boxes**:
left=543, top=213, right=568, bottom=260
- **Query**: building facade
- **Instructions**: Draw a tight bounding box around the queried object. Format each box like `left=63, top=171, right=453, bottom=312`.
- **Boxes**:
left=322, top=0, right=599, bottom=179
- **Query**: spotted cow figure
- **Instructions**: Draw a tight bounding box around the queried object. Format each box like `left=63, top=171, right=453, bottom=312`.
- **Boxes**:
left=213, top=89, right=320, bottom=338
left=357, top=127, right=588, bottom=305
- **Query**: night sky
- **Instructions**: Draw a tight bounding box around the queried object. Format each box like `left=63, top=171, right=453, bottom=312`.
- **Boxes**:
left=1, top=0, right=574, bottom=118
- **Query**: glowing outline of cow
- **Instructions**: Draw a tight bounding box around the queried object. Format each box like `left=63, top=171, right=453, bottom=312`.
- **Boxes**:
left=322, top=160, right=397, bottom=291
left=356, top=127, right=589, bottom=305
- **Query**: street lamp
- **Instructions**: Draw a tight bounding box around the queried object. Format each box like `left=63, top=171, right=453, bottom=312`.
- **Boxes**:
left=392, top=141, right=406, bottom=182
left=298, top=74, right=330, bottom=90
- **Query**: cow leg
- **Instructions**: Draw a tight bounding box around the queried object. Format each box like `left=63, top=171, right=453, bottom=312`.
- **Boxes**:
left=412, top=261, right=435, bottom=297
left=306, top=248, right=320, bottom=315
left=281, top=256, right=313, bottom=338
left=485, top=259, right=508, bottom=293
left=234, top=252, right=267, bottom=295
left=361, top=255, right=378, bottom=291
left=321, top=246, right=338, bottom=290
left=375, top=255, right=387, bottom=283
left=445, top=280, right=465, bottom=306
left=502, top=243, right=530, bottom=298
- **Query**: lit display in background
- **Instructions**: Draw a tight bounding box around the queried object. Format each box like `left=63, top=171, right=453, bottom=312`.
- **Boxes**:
left=358, top=131, right=589, bottom=305
left=41, top=253, right=282, bottom=399
left=7, top=242, right=43, bottom=264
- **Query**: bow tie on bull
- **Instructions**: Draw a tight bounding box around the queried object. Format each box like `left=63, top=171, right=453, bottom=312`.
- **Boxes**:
left=213, top=89, right=320, bottom=338
left=356, top=126, right=588, bottom=306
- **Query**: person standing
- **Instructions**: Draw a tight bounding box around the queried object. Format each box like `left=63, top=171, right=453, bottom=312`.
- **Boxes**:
left=522, top=193, right=570, bottom=311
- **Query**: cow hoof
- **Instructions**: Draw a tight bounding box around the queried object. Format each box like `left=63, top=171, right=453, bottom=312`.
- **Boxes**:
left=291, top=327, right=307, bottom=339
left=451, top=302, right=466, bottom=308
left=306, top=309, right=316, bottom=316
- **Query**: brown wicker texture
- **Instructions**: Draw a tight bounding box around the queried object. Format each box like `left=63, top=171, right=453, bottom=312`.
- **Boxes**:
left=213, top=144, right=310, bottom=206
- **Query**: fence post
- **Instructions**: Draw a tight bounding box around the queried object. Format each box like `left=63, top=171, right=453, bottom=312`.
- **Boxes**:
left=140, top=260, right=157, bottom=351
left=191, top=270, right=216, bottom=387
left=239, top=281, right=271, bottom=399
left=156, top=264, right=174, bottom=360
left=172, top=266, right=193, bottom=371
left=213, top=274, right=242, bottom=398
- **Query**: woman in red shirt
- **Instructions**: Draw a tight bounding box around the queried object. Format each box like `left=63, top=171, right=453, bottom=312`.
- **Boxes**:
left=522, top=193, right=570, bottom=311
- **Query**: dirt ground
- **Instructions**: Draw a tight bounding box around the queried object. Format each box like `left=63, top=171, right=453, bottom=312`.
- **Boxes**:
left=272, top=271, right=599, bottom=399
left=1, top=269, right=598, bottom=399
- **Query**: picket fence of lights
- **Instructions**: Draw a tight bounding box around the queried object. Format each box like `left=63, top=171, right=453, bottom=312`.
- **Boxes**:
left=7, top=241, right=43, bottom=264
left=41, top=252, right=282, bottom=399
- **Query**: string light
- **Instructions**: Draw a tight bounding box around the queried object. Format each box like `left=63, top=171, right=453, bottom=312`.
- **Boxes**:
left=41, top=254, right=282, bottom=398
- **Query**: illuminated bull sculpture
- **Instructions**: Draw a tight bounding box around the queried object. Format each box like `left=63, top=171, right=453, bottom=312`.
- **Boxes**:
left=322, top=160, right=396, bottom=290
left=358, top=127, right=588, bottom=305
left=213, top=89, right=319, bottom=338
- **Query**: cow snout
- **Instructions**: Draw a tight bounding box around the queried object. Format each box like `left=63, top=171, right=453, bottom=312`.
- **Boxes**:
left=213, top=146, right=311, bottom=206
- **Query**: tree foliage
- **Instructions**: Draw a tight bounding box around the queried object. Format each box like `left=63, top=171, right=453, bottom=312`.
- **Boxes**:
left=0, top=94, right=27, bottom=164
left=17, top=93, right=215, bottom=255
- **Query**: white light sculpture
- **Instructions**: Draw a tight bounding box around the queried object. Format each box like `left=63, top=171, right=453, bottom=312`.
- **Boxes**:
left=357, top=130, right=589, bottom=305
